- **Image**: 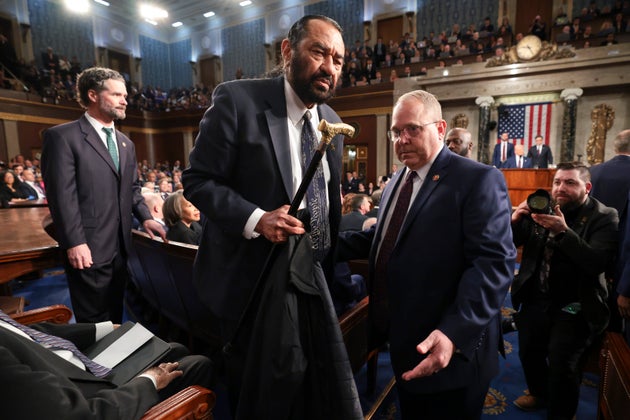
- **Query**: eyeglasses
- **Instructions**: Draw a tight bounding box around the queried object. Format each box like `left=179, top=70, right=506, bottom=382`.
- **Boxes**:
left=387, top=121, right=439, bottom=142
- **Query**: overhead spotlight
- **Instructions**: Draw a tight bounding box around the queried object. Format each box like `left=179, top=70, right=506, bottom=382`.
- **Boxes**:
left=64, top=0, right=89, bottom=13
left=172, top=21, right=183, bottom=27
left=145, top=19, right=158, bottom=26
left=93, top=0, right=110, bottom=6
left=239, top=0, right=252, bottom=6
left=203, top=11, right=215, bottom=18
left=140, top=4, right=168, bottom=21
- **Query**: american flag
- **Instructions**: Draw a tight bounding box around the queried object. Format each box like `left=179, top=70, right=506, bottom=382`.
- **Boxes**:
left=496, top=103, right=552, bottom=150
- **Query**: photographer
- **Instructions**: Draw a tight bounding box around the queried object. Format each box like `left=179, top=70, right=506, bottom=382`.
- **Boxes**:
left=509, top=162, right=618, bottom=418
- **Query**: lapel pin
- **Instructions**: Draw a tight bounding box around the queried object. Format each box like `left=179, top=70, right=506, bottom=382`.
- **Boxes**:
left=432, top=175, right=440, bottom=181
left=122, top=142, right=126, bottom=147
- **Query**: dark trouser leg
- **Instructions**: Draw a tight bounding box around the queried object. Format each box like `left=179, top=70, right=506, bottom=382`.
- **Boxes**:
left=515, top=303, right=550, bottom=400
left=64, top=251, right=127, bottom=323
left=218, top=318, right=245, bottom=417
left=158, top=354, right=215, bottom=401
left=547, top=311, right=592, bottom=420
left=397, top=378, right=490, bottom=420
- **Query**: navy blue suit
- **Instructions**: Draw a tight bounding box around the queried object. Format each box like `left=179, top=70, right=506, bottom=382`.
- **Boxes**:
left=338, top=147, right=515, bottom=401
left=492, top=141, right=514, bottom=167
left=502, top=155, right=533, bottom=169
left=527, top=144, right=554, bottom=169
left=590, top=155, right=630, bottom=215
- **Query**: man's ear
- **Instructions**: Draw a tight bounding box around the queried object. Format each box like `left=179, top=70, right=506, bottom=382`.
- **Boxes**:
left=281, top=39, right=292, bottom=68
left=87, top=89, right=98, bottom=104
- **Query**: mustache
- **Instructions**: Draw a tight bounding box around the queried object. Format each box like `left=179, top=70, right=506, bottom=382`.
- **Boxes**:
left=311, top=72, right=333, bottom=86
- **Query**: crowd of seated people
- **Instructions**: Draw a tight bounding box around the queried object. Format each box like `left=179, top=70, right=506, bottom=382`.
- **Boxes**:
left=340, top=3, right=630, bottom=87
left=0, top=154, right=46, bottom=207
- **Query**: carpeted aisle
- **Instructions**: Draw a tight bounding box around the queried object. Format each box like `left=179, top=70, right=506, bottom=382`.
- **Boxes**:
left=10, top=269, right=599, bottom=419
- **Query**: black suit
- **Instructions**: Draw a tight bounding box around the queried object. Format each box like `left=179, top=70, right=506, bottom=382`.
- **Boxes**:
left=183, top=76, right=343, bottom=322
left=527, top=144, right=554, bottom=169
left=183, top=75, right=345, bottom=414
left=339, top=210, right=368, bottom=232
left=41, top=115, right=151, bottom=323
left=0, top=320, right=212, bottom=420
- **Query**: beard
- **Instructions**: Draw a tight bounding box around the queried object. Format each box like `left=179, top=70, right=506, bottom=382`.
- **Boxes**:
left=288, top=53, right=335, bottom=105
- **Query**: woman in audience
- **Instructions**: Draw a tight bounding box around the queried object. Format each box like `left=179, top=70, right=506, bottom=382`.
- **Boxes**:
left=162, top=190, right=202, bottom=245
left=0, top=170, right=29, bottom=207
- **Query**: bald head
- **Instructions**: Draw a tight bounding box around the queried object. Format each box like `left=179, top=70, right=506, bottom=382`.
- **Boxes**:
left=445, top=128, right=473, bottom=158
left=614, top=129, right=630, bottom=155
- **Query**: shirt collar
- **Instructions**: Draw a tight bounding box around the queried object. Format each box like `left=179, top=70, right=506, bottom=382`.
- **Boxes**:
left=84, top=112, right=115, bottom=133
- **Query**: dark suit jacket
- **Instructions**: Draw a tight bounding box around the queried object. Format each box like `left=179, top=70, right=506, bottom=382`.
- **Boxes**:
left=590, top=154, right=630, bottom=215
left=492, top=141, right=514, bottom=167
left=41, top=115, right=151, bottom=263
left=338, top=147, right=516, bottom=393
left=617, top=191, right=630, bottom=297
left=501, top=155, right=533, bottom=169
left=527, top=144, right=553, bottom=168
left=183, top=76, right=344, bottom=321
left=166, top=220, right=202, bottom=245
left=0, top=322, right=158, bottom=419
left=339, top=211, right=368, bottom=232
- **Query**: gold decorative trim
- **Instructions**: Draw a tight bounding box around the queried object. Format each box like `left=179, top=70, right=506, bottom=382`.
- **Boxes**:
left=586, top=104, right=615, bottom=165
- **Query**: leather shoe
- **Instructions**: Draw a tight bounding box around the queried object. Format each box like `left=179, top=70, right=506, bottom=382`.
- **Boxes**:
left=502, top=316, right=517, bottom=334
left=513, top=395, right=546, bottom=411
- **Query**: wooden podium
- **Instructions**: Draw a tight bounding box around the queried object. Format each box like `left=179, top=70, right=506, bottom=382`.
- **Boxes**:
left=501, top=169, right=556, bottom=207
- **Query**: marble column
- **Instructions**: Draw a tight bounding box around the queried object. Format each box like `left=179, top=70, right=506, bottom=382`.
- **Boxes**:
left=559, top=88, right=583, bottom=162
left=475, top=96, right=495, bottom=164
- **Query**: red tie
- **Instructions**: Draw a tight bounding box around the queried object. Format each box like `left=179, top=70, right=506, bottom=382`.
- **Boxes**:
left=501, top=142, right=506, bottom=162
left=372, top=171, right=417, bottom=338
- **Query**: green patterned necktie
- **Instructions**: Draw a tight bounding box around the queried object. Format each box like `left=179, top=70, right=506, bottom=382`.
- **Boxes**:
left=102, top=127, right=119, bottom=171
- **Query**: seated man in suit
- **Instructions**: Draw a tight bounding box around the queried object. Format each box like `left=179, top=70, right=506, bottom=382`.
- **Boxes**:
left=0, top=310, right=213, bottom=419
left=339, top=193, right=371, bottom=232
left=502, top=144, right=532, bottom=168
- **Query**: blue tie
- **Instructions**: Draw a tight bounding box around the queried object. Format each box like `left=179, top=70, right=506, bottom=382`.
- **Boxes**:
left=102, top=127, right=119, bottom=171
left=0, top=310, right=112, bottom=378
left=301, top=111, right=330, bottom=262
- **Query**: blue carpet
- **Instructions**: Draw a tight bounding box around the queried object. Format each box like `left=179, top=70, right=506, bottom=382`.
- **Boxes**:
left=10, top=270, right=599, bottom=419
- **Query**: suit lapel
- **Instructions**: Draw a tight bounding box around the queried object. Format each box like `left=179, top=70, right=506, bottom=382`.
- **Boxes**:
left=399, top=148, right=451, bottom=239
left=78, top=116, right=120, bottom=177
left=264, top=78, right=292, bottom=201
left=116, top=130, right=127, bottom=178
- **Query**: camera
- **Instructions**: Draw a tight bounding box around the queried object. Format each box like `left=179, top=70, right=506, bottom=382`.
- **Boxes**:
left=527, top=189, right=554, bottom=214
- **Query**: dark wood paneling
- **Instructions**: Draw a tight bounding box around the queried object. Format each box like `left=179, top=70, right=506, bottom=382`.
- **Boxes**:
left=16, top=121, right=49, bottom=159
left=377, top=16, right=404, bottom=46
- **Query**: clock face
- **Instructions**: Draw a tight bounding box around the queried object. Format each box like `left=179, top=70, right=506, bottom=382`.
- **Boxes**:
left=516, top=35, right=542, bottom=61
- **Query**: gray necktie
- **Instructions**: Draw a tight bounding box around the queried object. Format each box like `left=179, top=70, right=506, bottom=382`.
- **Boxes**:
left=102, top=127, right=119, bottom=171
left=301, top=111, right=330, bottom=262
left=0, top=310, right=112, bottom=378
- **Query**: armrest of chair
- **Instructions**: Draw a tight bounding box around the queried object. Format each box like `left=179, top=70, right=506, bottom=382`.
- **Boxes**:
left=12, top=304, right=72, bottom=325
left=141, top=385, right=216, bottom=420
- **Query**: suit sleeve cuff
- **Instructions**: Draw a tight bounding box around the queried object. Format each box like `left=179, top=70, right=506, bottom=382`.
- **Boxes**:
left=243, top=208, right=265, bottom=239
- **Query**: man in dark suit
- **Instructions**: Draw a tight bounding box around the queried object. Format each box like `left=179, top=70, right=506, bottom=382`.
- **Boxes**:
left=492, top=131, right=514, bottom=167
left=510, top=162, right=618, bottom=417
left=182, top=15, right=351, bottom=414
left=41, top=67, right=166, bottom=323
left=527, top=135, right=554, bottom=169
left=338, top=90, right=515, bottom=419
left=502, top=143, right=533, bottom=168
left=340, top=193, right=370, bottom=232
left=616, top=190, right=630, bottom=343
left=0, top=311, right=212, bottom=419
left=590, top=129, right=630, bottom=215
left=590, top=129, right=630, bottom=332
